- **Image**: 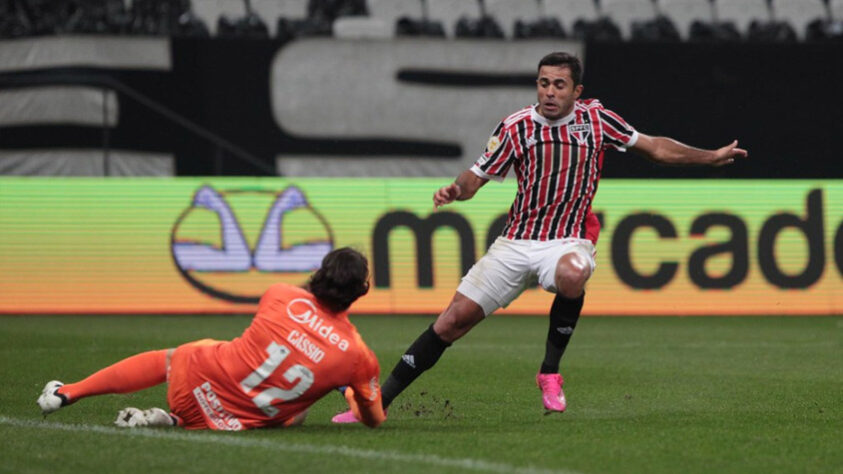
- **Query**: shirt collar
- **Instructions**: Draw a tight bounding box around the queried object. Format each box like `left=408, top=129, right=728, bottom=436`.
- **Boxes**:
left=531, top=104, right=576, bottom=127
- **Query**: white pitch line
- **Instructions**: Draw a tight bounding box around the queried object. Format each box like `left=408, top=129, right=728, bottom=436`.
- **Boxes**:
left=0, top=416, right=580, bottom=474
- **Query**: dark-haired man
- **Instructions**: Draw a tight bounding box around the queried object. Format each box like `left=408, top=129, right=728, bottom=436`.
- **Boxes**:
left=38, top=247, right=385, bottom=429
left=333, top=52, right=747, bottom=422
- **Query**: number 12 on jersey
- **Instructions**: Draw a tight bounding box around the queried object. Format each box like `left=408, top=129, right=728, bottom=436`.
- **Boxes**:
left=239, top=341, right=315, bottom=417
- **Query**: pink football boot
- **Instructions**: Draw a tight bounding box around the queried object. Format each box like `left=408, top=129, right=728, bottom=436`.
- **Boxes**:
left=331, top=409, right=387, bottom=424
left=331, top=409, right=360, bottom=423
left=536, top=373, right=567, bottom=412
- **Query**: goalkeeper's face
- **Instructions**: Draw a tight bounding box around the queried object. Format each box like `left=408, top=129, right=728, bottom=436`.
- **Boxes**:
left=536, top=65, right=583, bottom=121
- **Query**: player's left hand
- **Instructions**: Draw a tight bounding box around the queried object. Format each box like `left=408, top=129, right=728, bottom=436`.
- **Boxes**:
left=711, top=140, right=748, bottom=166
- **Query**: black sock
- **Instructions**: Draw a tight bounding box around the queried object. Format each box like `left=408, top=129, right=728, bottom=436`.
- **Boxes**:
left=381, top=324, right=451, bottom=409
left=539, top=292, right=584, bottom=374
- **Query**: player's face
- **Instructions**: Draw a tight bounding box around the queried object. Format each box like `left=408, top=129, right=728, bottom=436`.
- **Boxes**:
left=536, top=66, right=582, bottom=120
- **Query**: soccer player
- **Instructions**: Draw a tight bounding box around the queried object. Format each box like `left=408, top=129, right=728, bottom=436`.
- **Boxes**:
left=37, top=247, right=385, bottom=430
left=333, top=51, right=748, bottom=422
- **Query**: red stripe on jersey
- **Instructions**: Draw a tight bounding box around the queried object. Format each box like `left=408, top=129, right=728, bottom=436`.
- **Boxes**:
left=571, top=107, right=602, bottom=238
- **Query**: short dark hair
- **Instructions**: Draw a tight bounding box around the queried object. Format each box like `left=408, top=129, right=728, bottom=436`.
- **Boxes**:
left=308, top=247, right=370, bottom=313
left=537, top=52, right=583, bottom=85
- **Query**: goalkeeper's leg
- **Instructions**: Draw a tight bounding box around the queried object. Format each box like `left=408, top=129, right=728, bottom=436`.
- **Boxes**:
left=38, top=349, right=170, bottom=415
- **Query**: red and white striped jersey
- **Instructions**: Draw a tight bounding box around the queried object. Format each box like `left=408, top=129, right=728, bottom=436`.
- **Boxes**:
left=471, top=99, right=638, bottom=243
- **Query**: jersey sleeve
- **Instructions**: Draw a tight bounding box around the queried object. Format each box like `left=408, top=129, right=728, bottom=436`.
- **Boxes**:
left=344, top=345, right=385, bottom=427
left=598, top=107, right=639, bottom=151
left=470, top=121, right=517, bottom=182
left=348, top=345, right=381, bottom=406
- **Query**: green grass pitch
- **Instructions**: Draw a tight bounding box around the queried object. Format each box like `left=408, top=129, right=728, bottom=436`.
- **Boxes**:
left=2, top=314, right=841, bottom=474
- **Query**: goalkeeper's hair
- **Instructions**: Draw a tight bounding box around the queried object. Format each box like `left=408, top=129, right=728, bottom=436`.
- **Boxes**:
left=309, top=247, right=370, bottom=313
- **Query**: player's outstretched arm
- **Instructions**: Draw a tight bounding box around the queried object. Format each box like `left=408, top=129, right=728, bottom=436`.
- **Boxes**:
left=344, top=386, right=386, bottom=428
left=433, top=170, right=489, bottom=209
left=631, top=134, right=748, bottom=167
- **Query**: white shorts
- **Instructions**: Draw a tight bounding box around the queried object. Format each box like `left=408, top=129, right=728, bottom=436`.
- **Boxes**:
left=457, top=236, right=596, bottom=316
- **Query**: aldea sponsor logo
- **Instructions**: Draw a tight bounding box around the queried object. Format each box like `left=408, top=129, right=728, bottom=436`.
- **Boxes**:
left=287, top=298, right=350, bottom=351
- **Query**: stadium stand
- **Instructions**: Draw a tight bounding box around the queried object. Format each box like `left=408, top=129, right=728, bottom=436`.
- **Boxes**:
left=193, top=0, right=246, bottom=35
left=454, top=9, right=506, bottom=38
left=631, top=14, right=682, bottom=41
left=715, top=0, right=769, bottom=36
left=745, top=0, right=798, bottom=43
left=601, top=0, right=657, bottom=39
left=426, top=0, right=481, bottom=37
left=218, top=10, right=270, bottom=37
left=332, top=15, right=391, bottom=38
left=366, top=0, right=423, bottom=30
left=660, top=0, right=713, bottom=39
left=834, top=0, right=843, bottom=18
left=485, top=0, right=542, bottom=38
left=0, top=0, right=839, bottom=42
left=251, top=0, right=309, bottom=35
left=544, top=0, right=599, bottom=34
left=771, top=0, right=826, bottom=39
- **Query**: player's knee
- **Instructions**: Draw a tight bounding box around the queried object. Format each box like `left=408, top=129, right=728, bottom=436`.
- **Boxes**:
left=555, top=255, right=590, bottom=298
left=433, top=296, right=484, bottom=342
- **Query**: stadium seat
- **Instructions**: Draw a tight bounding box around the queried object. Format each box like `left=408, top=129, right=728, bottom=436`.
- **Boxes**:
left=333, top=16, right=393, bottom=37
left=218, top=11, right=270, bottom=38
left=366, top=0, right=424, bottom=29
left=426, top=0, right=482, bottom=37
left=514, top=17, right=567, bottom=38
left=771, top=0, right=826, bottom=40
left=715, top=0, right=770, bottom=36
left=252, top=0, right=309, bottom=36
left=689, top=18, right=743, bottom=41
left=455, top=14, right=505, bottom=38
left=573, top=15, right=623, bottom=41
left=192, top=0, right=246, bottom=35
left=484, top=0, right=542, bottom=38
left=660, top=0, right=714, bottom=39
left=544, top=0, right=599, bottom=35
left=747, top=18, right=797, bottom=42
left=600, top=0, right=658, bottom=39
left=631, top=14, right=681, bottom=41
left=395, top=17, right=447, bottom=36
left=832, top=0, right=843, bottom=20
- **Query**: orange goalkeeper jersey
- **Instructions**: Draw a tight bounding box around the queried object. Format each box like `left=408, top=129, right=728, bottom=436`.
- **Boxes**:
left=167, top=283, right=381, bottom=430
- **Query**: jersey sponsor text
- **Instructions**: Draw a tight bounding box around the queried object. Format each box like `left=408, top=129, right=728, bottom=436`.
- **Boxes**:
left=287, top=330, right=326, bottom=363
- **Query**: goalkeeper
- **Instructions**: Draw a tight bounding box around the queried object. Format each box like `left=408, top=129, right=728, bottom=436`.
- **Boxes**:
left=37, top=248, right=385, bottom=430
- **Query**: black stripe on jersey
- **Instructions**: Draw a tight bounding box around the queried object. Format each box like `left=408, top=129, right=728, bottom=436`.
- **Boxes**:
left=515, top=120, right=535, bottom=238
left=547, top=120, right=574, bottom=238
left=558, top=126, right=579, bottom=238
left=598, top=110, right=632, bottom=137
left=598, top=110, right=633, bottom=147
left=535, top=125, right=563, bottom=239
left=546, top=125, right=563, bottom=232
left=525, top=121, right=545, bottom=238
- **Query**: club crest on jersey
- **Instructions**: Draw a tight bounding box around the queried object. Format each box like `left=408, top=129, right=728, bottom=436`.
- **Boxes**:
left=569, top=124, right=591, bottom=142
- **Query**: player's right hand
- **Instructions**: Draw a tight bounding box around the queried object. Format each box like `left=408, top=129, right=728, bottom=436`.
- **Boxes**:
left=433, top=183, right=461, bottom=209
